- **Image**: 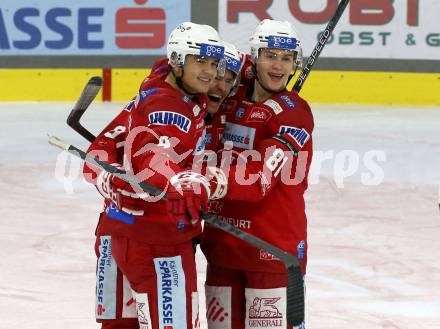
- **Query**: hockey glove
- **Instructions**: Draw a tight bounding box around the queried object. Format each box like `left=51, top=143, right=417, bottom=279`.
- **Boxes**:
left=166, top=171, right=211, bottom=226
left=96, top=170, right=149, bottom=216
left=166, top=168, right=228, bottom=226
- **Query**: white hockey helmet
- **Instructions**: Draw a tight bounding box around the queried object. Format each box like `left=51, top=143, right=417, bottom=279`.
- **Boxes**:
left=249, top=19, right=303, bottom=69
left=223, top=41, right=242, bottom=76
left=167, top=22, right=225, bottom=68
left=223, top=41, right=243, bottom=87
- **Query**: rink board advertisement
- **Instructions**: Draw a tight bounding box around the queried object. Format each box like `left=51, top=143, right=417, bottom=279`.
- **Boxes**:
left=219, top=0, right=440, bottom=60
left=0, top=0, right=190, bottom=55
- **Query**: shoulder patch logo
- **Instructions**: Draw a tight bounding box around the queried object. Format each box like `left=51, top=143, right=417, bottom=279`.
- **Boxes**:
left=148, top=111, right=191, bottom=133
left=134, top=88, right=158, bottom=109
left=263, top=99, right=283, bottom=115
left=279, top=126, right=310, bottom=147
left=279, top=95, right=296, bottom=110
left=139, top=88, right=158, bottom=102
left=124, top=99, right=136, bottom=112
left=181, top=95, right=192, bottom=104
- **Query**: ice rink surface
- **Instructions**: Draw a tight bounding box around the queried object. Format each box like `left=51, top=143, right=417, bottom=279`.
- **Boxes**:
left=1, top=102, right=440, bottom=329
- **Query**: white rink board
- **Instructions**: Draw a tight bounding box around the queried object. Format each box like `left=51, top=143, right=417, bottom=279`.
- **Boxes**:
left=1, top=102, right=440, bottom=328
left=219, top=0, right=440, bottom=60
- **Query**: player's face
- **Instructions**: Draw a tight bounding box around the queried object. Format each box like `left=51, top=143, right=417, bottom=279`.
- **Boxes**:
left=256, top=48, right=294, bottom=92
left=182, top=55, right=219, bottom=94
left=207, top=69, right=236, bottom=114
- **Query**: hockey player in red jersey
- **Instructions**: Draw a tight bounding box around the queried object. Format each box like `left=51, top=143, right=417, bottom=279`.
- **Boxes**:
left=203, top=41, right=243, bottom=152
left=83, top=28, right=248, bottom=329
left=138, top=40, right=242, bottom=153
left=84, top=22, right=226, bottom=329
left=82, top=43, right=186, bottom=329
left=84, top=104, right=138, bottom=329
left=167, top=19, right=313, bottom=329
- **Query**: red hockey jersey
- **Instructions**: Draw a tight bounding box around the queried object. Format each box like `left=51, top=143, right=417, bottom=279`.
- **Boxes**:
left=202, top=83, right=314, bottom=274
left=84, top=71, right=209, bottom=245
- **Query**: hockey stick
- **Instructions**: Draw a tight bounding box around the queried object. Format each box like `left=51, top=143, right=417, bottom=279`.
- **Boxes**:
left=293, top=0, right=350, bottom=92
left=66, top=76, right=102, bottom=143
left=48, top=135, right=304, bottom=326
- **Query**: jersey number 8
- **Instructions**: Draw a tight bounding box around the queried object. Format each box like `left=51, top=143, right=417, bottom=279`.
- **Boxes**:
left=265, top=148, right=288, bottom=178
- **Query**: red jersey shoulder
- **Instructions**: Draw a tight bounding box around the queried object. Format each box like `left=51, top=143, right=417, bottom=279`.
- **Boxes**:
left=139, top=57, right=169, bottom=91
left=276, top=90, right=311, bottom=113
left=261, top=91, right=314, bottom=149
left=276, top=91, right=314, bottom=131
left=132, top=87, right=207, bottom=134
left=260, top=91, right=313, bottom=123
left=151, top=57, right=169, bottom=75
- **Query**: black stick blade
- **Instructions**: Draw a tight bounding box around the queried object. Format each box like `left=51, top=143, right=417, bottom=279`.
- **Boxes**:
left=66, top=76, right=102, bottom=142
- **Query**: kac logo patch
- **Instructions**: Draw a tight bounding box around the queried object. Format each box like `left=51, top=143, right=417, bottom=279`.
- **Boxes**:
left=235, top=107, right=245, bottom=120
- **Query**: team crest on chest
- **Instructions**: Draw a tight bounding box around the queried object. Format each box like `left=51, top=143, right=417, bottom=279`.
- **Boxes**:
left=235, top=107, right=245, bottom=120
